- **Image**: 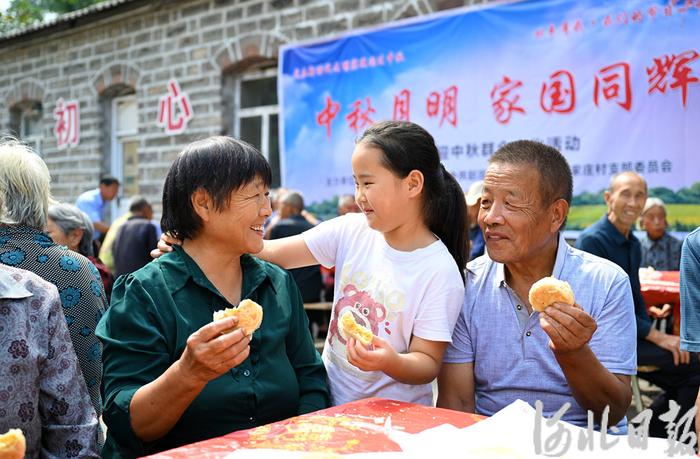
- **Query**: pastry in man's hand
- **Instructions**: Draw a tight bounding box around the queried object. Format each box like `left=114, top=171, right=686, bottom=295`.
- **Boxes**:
left=0, top=429, right=25, bottom=459
left=340, top=310, right=374, bottom=346
left=528, top=277, right=575, bottom=312
left=213, top=299, right=263, bottom=335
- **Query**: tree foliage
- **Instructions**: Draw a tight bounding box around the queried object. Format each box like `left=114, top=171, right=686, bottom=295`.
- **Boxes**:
left=571, top=182, right=700, bottom=206
left=571, top=190, right=605, bottom=206
left=0, top=0, right=103, bottom=34
left=39, top=0, right=104, bottom=14
left=0, top=0, right=42, bottom=33
left=306, top=195, right=341, bottom=222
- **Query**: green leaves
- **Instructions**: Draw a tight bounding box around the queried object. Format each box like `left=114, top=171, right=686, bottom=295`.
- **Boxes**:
left=0, top=0, right=104, bottom=34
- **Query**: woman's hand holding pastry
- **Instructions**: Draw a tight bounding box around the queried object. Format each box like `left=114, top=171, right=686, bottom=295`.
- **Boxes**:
left=177, top=317, right=251, bottom=385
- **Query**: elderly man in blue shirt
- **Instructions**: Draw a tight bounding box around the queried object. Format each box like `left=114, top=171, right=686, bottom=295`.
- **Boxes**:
left=438, top=140, right=636, bottom=431
left=75, top=175, right=120, bottom=240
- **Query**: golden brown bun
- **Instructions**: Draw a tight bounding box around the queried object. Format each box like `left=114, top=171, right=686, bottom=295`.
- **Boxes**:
left=213, top=299, right=263, bottom=335
left=0, top=429, right=25, bottom=459
left=528, top=277, right=575, bottom=312
left=339, top=311, right=374, bottom=346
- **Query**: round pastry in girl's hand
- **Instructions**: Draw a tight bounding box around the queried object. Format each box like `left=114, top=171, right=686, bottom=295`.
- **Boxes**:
left=528, top=277, right=575, bottom=312
left=340, top=310, right=374, bottom=346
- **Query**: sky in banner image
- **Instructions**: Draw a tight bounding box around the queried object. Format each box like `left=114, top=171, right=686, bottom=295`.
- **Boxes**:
left=279, top=0, right=700, bottom=230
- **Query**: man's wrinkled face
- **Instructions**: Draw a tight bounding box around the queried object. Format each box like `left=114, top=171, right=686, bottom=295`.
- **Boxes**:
left=479, top=163, right=554, bottom=265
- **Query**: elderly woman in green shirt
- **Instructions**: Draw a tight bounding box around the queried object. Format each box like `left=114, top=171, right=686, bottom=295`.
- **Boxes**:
left=96, top=137, right=330, bottom=458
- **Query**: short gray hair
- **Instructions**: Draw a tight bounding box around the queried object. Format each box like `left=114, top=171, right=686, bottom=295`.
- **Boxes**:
left=48, top=203, right=95, bottom=256
left=0, top=138, right=52, bottom=229
left=642, top=197, right=666, bottom=216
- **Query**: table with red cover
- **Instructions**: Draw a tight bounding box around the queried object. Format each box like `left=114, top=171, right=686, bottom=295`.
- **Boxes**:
left=145, top=398, right=483, bottom=458
left=639, top=269, right=681, bottom=335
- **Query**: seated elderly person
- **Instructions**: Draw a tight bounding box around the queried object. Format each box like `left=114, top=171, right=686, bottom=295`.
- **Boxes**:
left=0, top=140, right=108, bottom=436
left=47, top=202, right=114, bottom=299
left=96, top=136, right=330, bottom=457
left=639, top=197, right=683, bottom=271
left=638, top=197, right=683, bottom=323
left=437, top=140, right=636, bottom=430
left=0, top=264, right=100, bottom=457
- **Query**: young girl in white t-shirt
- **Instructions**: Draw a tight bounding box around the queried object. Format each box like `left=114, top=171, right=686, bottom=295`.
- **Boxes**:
left=259, top=121, right=467, bottom=406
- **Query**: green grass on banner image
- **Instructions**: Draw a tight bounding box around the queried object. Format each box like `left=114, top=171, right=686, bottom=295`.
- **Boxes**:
left=568, top=204, right=700, bottom=231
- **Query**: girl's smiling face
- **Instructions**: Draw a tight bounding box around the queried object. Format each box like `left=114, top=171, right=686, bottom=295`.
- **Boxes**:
left=351, top=142, right=409, bottom=234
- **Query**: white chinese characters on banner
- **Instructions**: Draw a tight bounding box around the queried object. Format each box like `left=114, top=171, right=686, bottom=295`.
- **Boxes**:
left=157, top=79, right=193, bottom=135
left=54, top=98, right=80, bottom=150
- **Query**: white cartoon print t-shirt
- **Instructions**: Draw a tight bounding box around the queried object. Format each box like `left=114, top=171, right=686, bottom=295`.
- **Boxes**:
left=303, top=212, right=464, bottom=406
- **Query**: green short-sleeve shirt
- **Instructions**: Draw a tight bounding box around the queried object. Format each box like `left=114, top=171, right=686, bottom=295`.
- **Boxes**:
left=96, top=246, right=329, bottom=457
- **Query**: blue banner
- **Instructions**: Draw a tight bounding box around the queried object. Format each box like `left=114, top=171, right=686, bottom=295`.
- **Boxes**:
left=279, top=0, right=700, bottom=229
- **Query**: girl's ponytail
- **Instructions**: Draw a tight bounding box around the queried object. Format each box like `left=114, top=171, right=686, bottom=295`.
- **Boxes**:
left=428, top=165, right=467, bottom=283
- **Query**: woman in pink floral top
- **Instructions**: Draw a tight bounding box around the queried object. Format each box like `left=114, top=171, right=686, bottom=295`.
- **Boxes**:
left=0, top=264, right=99, bottom=457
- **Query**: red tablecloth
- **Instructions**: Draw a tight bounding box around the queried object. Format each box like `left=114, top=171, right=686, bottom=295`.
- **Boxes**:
left=144, top=398, right=483, bottom=458
left=639, top=269, right=680, bottom=305
left=639, top=269, right=680, bottom=334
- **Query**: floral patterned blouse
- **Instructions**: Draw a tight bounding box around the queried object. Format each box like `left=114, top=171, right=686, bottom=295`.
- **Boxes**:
left=0, top=264, right=100, bottom=457
left=0, top=225, right=107, bottom=420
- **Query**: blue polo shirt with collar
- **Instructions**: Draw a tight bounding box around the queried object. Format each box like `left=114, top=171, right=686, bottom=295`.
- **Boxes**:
left=444, top=232, right=637, bottom=429
left=75, top=188, right=105, bottom=239
left=576, top=214, right=651, bottom=339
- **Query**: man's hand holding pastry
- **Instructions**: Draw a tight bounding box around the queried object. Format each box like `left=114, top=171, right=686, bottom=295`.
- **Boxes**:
left=539, top=302, right=597, bottom=354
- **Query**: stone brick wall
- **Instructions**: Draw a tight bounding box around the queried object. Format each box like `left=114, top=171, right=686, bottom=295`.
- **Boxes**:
left=0, top=0, right=497, bottom=215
